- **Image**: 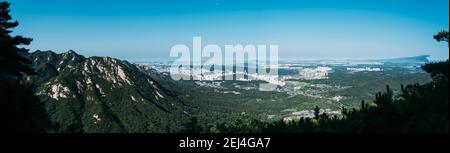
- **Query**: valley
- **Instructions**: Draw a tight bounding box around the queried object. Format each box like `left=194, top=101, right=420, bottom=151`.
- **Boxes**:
left=16, top=50, right=436, bottom=133
left=136, top=56, right=431, bottom=131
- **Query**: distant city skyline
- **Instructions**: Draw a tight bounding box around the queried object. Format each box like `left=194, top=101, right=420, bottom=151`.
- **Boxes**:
left=10, top=0, right=449, bottom=61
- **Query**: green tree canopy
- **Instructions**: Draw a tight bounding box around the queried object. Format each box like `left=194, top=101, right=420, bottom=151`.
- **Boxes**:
left=0, top=1, right=35, bottom=78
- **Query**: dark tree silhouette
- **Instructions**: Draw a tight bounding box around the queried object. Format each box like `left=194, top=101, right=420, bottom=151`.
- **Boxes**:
left=423, top=30, right=449, bottom=79
left=0, top=1, right=50, bottom=133
left=433, top=30, right=449, bottom=46
left=0, top=2, right=35, bottom=77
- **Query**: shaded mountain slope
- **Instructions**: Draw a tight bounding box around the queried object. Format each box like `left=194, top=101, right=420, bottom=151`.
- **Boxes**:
left=25, top=50, right=190, bottom=133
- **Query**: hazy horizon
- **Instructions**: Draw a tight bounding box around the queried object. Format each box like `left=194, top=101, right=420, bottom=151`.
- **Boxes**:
left=11, top=0, right=449, bottom=61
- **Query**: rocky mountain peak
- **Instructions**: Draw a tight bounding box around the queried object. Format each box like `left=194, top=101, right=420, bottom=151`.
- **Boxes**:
left=25, top=50, right=189, bottom=133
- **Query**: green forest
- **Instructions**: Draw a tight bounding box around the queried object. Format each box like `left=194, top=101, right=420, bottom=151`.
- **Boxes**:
left=1, top=1, right=449, bottom=133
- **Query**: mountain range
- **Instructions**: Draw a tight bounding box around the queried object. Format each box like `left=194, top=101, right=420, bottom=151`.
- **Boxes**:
left=23, top=50, right=435, bottom=133
left=25, top=50, right=190, bottom=132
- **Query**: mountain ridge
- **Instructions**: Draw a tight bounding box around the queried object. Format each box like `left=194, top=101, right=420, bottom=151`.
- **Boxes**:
left=26, top=50, right=190, bottom=133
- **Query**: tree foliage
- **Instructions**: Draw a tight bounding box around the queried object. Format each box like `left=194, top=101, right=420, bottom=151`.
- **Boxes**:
left=183, top=32, right=450, bottom=133
left=0, top=1, right=50, bottom=133
left=433, top=30, right=449, bottom=46
left=0, top=2, right=35, bottom=77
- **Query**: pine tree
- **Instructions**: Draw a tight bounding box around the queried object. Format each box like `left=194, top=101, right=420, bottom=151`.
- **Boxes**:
left=0, top=1, right=50, bottom=133
left=360, top=100, right=366, bottom=111
left=433, top=30, right=449, bottom=47
left=314, top=106, right=320, bottom=120
left=0, top=2, right=35, bottom=78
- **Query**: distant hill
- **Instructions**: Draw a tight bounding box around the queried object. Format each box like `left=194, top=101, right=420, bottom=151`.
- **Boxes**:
left=371, top=55, right=430, bottom=64
left=25, top=50, right=190, bottom=132
left=277, top=55, right=430, bottom=65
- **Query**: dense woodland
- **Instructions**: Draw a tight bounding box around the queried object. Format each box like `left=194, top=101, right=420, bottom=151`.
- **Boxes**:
left=186, top=69, right=448, bottom=133
left=0, top=1, right=448, bottom=133
left=182, top=32, right=450, bottom=134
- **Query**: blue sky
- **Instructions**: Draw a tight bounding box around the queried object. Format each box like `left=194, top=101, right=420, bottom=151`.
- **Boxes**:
left=9, top=0, right=449, bottom=61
